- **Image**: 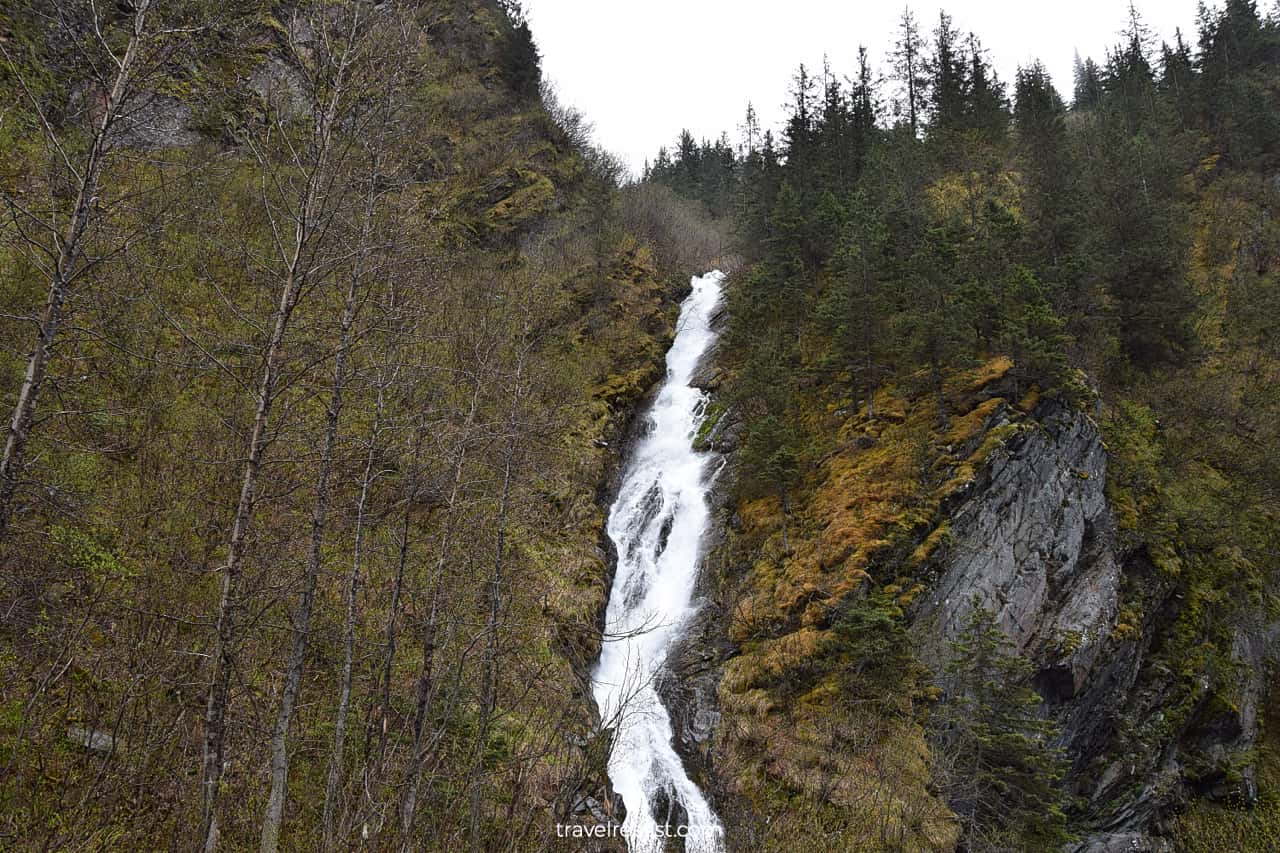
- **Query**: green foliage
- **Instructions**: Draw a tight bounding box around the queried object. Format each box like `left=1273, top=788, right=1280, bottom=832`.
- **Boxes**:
left=645, top=129, right=738, bottom=218
left=493, top=1, right=541, bottom=98
left=995, top=265, right=1073, bottom=395
left=49, top=526, right=136, bottom=584
left=737, top=413, right=801, bottom=502
left=827, top=588, right=919, bottom=706
left=931, top=605, right=1073, bottom=851
left=815, top=192, right=894, bottom=416
left=1102, top=400, right=1163, bottom=533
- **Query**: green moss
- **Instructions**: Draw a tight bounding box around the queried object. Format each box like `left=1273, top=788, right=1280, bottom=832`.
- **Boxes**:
left=911, top=521, right=952, bottom=564
left=1174, top=690, right=1280, bottom=851
left=693, top=401, right=726, bottom=451
left=1055, top=630, right=1084, bottom=655
left=593, top=364, right=660, bottom=408
left=486, top=170, right=555, bottom=230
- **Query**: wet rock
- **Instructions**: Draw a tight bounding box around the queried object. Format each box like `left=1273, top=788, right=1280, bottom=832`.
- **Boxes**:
left=658, top=594, right=726, bottom=756
left=571, top=795, right=613, bottom=823
left=688, top=301, right=728, bottom=392
left=688, top=339, right=723, bottom=391
left=650, top=784, right=690, bottom=836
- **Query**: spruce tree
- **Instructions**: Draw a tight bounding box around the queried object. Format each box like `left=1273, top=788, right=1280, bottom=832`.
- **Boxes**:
left=891, top=7, right=929, bottom=136
left=966, top=34, right=1009, bottom=140
left=817, top=193, right=894, bottom=418
left=1072, top=53, right=1104, bottom=108
left=926, top=11, right=967, bottom=133
left=850, top=46, right=879, bottom=150
left=931, top=605, right=1072, bottom=851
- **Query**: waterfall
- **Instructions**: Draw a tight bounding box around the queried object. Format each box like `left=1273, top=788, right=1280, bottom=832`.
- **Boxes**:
left=592, top=271, right=726, bottom=853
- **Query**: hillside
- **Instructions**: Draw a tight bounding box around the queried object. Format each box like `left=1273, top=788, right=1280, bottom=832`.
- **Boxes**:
left=0, top=1, right=723, bottom=849
left=647, top=4, right=1280, bottom=851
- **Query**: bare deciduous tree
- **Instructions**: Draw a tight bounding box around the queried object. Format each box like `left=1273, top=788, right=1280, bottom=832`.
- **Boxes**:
left=201, top=6, right=367, bottom=848
left=0, top=1, right=155, bottom=537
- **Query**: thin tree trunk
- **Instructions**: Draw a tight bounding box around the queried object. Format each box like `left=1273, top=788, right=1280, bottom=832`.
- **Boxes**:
left=931, top=359, right=948, bottom=430
left=261, top=246, right=367, bottom=852
left=0, top=0, right=151, bottom=539
left=323, top=367, right=392, bottom=851
left=779, top=490, right=791, bottom=554
left=202, top=19, right=354, bottom=844
left=470, top=447, right=513, bottom=849
left=359, top=417, right=421, bottom=796
left=469, top=332, right=529, bottom=849
left=859, top=251, right=877, bottom=422
left=399, top=381, right=482, bottom=845
left=202, top=266, right=300, bottom=851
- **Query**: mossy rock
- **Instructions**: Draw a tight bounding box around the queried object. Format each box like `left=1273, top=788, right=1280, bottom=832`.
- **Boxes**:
left=693, top=401, right=727, bottom=451
left=485, top=169, right=555, bottom=232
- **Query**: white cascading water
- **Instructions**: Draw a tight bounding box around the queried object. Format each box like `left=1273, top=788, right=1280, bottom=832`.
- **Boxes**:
left=593, top=271, right=726, bottom=853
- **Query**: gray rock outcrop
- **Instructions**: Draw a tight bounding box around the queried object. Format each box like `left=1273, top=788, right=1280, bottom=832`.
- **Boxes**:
left=912, top=404, right=1121, bottom=702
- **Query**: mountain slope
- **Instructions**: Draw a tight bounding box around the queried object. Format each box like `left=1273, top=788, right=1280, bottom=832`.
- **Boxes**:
left=0, top=1, right=723, bottom=848
left=647, top=4, right=1280, bottom=851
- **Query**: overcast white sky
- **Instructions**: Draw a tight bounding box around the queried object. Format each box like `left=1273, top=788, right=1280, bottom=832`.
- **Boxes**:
left=524, top=0, right=1205, bottom=174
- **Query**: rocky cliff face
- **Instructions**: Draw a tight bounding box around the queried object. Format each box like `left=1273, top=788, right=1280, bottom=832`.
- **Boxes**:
left=665, top=363, right=1276, bottom=849
left=930, top=404, right=1277, bottom=850
left=911, top=404, right=1120, bottom=685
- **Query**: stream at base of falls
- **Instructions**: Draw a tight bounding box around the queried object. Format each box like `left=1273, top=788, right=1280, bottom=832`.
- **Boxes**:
left=592, top=271, right=726, bottom=853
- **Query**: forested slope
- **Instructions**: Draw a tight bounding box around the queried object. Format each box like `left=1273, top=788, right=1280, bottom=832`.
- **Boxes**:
left=0, top=1, right=723, bottom=849
left=648, top=3, right=1280, bottom=851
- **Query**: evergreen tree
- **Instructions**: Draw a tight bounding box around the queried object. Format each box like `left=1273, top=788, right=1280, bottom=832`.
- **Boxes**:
left=1072, top=52, right=1104, bottom=108
left=741, top=129, right=782, bottom=247
left=675, top=128, right=699, bottom=195
left=767, top=179, right=804, bottom=257
left=495, top=0, right=541, bottom=97
left=739, top=101, right=761, bottom=156
left=891, top=7, right=929, bottom=136
left=1196, top=0, right=1280, bottom=162
left=896, top=224, right=974, bottom=425
left=926, top=11, right=967, bottom=133
left=817, top=193, right=894, bottom=418
left=1159, top=28, right=1195, bottom=123
left=850, top=46, right=879, bottom=147
left=966, top=34, right=1009, bottom=140
left=817, top=56, right=855, bottom=192
left=646, top=129, right=738, bottom=216
left=997, top=266, right=1073, bottom=396
left=931, top=605, right=1072, bottom=851
left=1081, top=4, right=1198, bottom=366
left=1106, top=2, right=1158, bottom=113
left=784, top=63, right=818, bottom=180
left=1014, top=62, right=1082, bottom=275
